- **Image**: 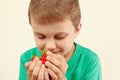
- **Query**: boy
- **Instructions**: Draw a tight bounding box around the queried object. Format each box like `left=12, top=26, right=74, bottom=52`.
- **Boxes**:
left=19, top=0, right=102, bottom=80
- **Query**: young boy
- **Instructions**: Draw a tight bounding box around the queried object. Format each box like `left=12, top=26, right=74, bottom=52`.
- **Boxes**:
left=19, top=0, right=102, bottom=80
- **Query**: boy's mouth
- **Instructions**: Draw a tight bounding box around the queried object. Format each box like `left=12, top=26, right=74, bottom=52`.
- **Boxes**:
left=52, top=50, right=62, bottom=54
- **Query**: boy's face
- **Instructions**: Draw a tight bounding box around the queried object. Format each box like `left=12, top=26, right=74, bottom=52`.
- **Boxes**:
left=31, top=17, right=81, bottom=59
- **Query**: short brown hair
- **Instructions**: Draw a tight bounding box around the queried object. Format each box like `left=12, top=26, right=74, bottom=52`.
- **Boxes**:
left=28, top=0, right=81, bottom=27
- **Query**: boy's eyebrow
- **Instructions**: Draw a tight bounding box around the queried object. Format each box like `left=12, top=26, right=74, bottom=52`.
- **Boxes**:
left=34, top=32, right=68, bottom=35
left=56, top=32, right=68, bottom=35
left=34, top=32, right=43, bottom=35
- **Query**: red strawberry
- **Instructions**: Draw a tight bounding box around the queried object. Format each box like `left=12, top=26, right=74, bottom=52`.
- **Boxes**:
left=40, top=49, right=47, bottom=64
left=30, top=49, right=47, bottom=64
left=41, top=54, right=46, bottom=64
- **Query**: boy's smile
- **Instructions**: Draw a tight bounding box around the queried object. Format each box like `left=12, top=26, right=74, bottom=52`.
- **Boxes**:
left=31, top=17, right=81, bottom=60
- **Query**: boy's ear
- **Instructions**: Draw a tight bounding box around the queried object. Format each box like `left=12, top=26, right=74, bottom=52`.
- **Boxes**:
left=78, top=22, right=82, bottom=30
left=74, top=22, right=82, bottom=38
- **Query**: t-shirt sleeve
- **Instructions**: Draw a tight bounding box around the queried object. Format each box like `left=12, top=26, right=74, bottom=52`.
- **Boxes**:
left=84, top=53, right=102, bottom=80
left=19, top=54, right=30, bottom=80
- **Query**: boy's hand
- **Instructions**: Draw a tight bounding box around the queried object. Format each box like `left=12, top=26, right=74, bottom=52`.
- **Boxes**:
left=25, top=51, right=68, bottom=80
left=45, top=51, right=68, bottom=80
left=25, top=57, right=49, bottom=80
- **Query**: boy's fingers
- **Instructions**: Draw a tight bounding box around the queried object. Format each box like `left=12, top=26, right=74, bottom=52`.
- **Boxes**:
left=25, top=57, right=39, bottom=70
left=57, top=54, right=68, bottom=74
left=25, top=61, right=32, bottom=70
left=45, top=68, right=49, bottom=80
left=31, top=61, right=42, bottom=80
left=47, top=68, right=58, bottom=80
left=27, top=57, right=39, bottom=78
left=46, top=61, right=65, bottom=76
left=46, top=53, right=68, bottom=75
left=38, top=65, right=45, bottom=80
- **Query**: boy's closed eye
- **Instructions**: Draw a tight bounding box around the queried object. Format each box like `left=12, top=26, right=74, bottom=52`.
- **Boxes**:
left=54, top=34, right=67, bottom=40
left=37, top=34, right=67, bottom=40
left=34, top=33, right=46, bottom=39
left=35, top=32, right=67, bottom=40
left=38, top=35, right=46, bottom=39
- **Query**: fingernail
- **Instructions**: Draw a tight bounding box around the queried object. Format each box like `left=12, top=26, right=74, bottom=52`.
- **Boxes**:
left=34, top=57, right=39, bottom=61
left=38, top=60, right=42, bottom=64
left=45, top=61, right=49, bottom=66
left=46, top=56, right=50, bottom=60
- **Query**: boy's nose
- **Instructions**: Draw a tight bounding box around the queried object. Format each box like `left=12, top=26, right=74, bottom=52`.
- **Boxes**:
left=45, top=40, right=56, bottom=51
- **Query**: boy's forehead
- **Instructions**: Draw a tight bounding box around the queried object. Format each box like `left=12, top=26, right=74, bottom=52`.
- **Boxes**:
left=31, top=17, right=75, bottom=31
left=31, top=16, right=76, bottom=36
left=31, top=14, right=72, bottom=26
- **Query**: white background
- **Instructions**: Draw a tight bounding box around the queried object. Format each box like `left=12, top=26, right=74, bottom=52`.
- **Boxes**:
left=0, top=0, right=120, bottom=80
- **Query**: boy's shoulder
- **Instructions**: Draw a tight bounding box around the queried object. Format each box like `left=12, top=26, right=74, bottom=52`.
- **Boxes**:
left=20, top=47, right=41, bottom=62
left=76, top=43, right=99, bottom=60
left=21, top=47, right=38, bottom=56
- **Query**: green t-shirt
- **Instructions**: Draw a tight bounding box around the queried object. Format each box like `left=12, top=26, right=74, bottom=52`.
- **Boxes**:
left=19, top=43, right=102, bottom=80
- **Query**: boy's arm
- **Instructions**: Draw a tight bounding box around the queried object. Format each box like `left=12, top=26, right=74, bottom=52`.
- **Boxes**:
left=19, top=54, right=29, bottom=80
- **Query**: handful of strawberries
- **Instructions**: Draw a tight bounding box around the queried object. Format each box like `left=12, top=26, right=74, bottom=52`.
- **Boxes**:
left=31, top=49, right=47, bottom=64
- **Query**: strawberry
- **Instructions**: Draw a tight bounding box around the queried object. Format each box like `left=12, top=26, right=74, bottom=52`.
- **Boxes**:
left=30, top=49, right=47, bottom=64
left=41, top=54, right=46, bottom=64
left=40, top=49, right=47, bottom=64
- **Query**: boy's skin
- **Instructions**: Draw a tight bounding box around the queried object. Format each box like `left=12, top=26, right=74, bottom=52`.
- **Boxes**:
left=25, top=16, right=82, bottom=80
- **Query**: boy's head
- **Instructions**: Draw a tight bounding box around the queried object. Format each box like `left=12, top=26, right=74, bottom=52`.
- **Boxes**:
left=28, top=0, right=82, bottom=58
left=28, top=0, right=81, bottom=27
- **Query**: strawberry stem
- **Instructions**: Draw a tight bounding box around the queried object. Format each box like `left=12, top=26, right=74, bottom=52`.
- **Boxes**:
left=41, top=49, right=47, bottom=55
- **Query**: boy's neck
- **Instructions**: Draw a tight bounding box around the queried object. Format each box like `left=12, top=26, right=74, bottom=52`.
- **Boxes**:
left=65, top=43, right=76, bottom=61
